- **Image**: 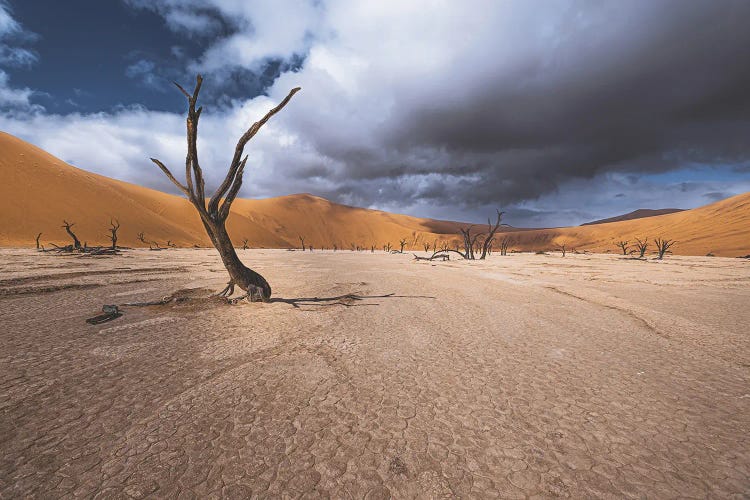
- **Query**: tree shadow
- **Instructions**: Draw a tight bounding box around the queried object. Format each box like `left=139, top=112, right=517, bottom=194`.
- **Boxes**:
left=269, top=292, right=435, bottom=309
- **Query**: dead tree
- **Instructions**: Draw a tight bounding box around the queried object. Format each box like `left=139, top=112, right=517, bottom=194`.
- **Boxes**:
left=654, top=237, right=675, bottom=259
left=107, top=218, right=120, bottom=250
left=459, top=225, right=484, bottom=260
left=399, top=238, right=407, bottom=253
left=137, top=232, right=147, bottom=245
left=616, top=240, right=629, bottom=255
left=242, top=238, right=249, bottom=250
left=384, top=242, right=392, bottom=252
left=634, top=237, right=648, bottom=258
left=299, top=235, right=305, bottom=251
left=499, top=237, right=511, bottom=256
left=309, top=245, right=313, bottom=252
left=333, top=243, right=337, bottom=252
left=166, top=240, right=177, bottom=248
left=150, top=75, right=300, bottom=301
left=479, top=210, right=505, bottom=260
left=557, top=242, right=567, bottom=257
left=62, top=220, right=82, bottom=249
left=371, top=245, right=376, bottom=253
left=423, top=242, right=431, bottom=252
left=35, top=232, right=42, bottom=250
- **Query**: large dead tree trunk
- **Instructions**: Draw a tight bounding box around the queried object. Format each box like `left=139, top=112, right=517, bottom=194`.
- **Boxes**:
left=150, top=75, right=300, bottom=302
left=62, top=220, right=81, bottom=249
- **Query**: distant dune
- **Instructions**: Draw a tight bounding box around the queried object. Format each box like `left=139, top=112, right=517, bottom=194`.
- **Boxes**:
left=582, top=208, right=685, bottom=226
left=1, top=131, right=748, bottom=256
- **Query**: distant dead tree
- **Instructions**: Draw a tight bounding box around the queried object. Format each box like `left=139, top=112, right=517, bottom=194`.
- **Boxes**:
left=241, top=238, right=249, bottom=250
left=479, top=210, right=505, bottom=260
left=107, top=218, right=120, bottom=250
left=499, top=237, right=511, bottom=256
left=371, top=245, right=376, bottom=253
left=557, top=242, right=567, bottom=257
left=459, top=225, right=484, bottom=260
left=423, top=242, right=431, bottom=252
left=384, top=242, right=392, bottom=252
left=150, top=74, right=300, bottom=301
left=298, top=235, right=305, bottom=251
left=333, top=243, right=337, bottom=252
left=309, top=245, right=313, bottom=252
left=634, top=237, right=648, bottom=258
left=35, top=232, right=42, bottom=250
left=654, top=237, right=675, bottom=259
left=62, top=220, right=82, bottom=250
left=399, top=238, right=407, bottom=253
left=166, top=240, right=177, bottom=248
left=616, top=240, right=629, bottom=255
left=137, top=232, right=147, bottom=244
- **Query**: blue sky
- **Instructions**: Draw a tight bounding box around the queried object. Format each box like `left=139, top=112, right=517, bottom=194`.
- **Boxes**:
left=1, top=0, right=749, bottom=227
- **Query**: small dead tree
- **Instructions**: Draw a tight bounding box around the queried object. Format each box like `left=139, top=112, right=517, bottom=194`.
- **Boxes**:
left=459, top=225, right=484, bottom=260
left=150, top=75, right=300, bottom=301
left=384, top=242, right=392, bottom=252
left=499, top=237, right=511, bottom=256
left=299, top=235, right=305, bottom=251
left=616, top=240, right=629, bottom=255
left=35, top=232, right=42, bottom=250
left=137, top=232, right=147, bottom=244
left=399, top=238, right=407, bottom=253
left=166, top=240, right=177, bottom=248
left=333, top=243, right=337, bottom=252
left=62, top=220, right=82, bottom=250
left=557, top=242, right=567, bottom=257
left=654, top=237, right=676, bottom=259
left=634, top=237, right=648, bottom=258
left=107, top=218, right=120, bottom=250
left=479, top=210, right=505, bottom=260
left=242, top=238, right=249, bottom=250
left=423, top=242, right=431, bottom=252
left=371, top=245, right=375, bottom=253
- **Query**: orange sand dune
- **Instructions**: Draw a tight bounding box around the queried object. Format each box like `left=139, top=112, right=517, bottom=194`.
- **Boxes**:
left=0, top=132, right=463, bottom=250
left=501, top=193, right=750, bottom=257
left=1, top=131, right=748, bottom=256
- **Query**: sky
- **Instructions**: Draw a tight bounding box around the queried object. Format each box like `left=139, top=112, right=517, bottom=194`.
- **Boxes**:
left=1, top=0, right=749, bottom=227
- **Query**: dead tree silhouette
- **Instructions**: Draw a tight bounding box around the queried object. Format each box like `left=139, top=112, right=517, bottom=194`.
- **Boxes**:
left=479, top=210, right=505, bottom=259
left=299, top=235, right=305, bottom=251
left=150, top=75, right=300, bottom=301
left=654, top=237, right=675, bottom=259
left=242, top=238, right=249, bottom=250
left=634, top=237, right=649, bottom=258
left=557, top=242, right=567, bottom=257
left=35, top=232, right=42, bottom=250
left=62, top=220, right=82, bottom=250
left=137, top=232, right=147, bottom=245
left=384, top=242, right=392, bottom=252
left=499, top=237, right=511, bottom=256
left=423, top=242, right=431, bottom=252
left=399, top=238, right=407, bottom=253
left=107, top=219, right=120, bottom=250
left=616, top=240, right=629, bottom=255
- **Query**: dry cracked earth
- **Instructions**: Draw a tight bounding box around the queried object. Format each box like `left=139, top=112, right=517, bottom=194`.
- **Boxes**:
left=0, top=248, right=748, bottom=498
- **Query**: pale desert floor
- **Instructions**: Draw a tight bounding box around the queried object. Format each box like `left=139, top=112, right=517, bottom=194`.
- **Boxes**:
left=1, top=249, right=748, bottom=498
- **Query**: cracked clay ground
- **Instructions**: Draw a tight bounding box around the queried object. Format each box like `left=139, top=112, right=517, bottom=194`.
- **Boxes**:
left=1, top=249, right=748, bottom=498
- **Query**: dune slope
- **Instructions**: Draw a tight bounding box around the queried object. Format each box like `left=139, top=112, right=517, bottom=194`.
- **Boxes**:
left=1, top=132, right=748, bottom=256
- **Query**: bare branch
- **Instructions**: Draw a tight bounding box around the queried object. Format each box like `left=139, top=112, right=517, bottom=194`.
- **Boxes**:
left=150, top=158, right=190, bottom=196
left=208, top=87, right=301, bottom=215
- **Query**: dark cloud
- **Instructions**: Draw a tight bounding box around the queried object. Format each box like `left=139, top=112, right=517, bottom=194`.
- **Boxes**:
left=359, top=1, right=750, bottom=209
